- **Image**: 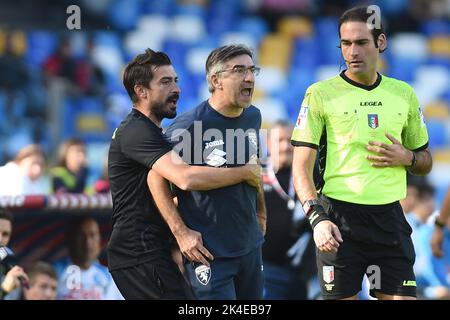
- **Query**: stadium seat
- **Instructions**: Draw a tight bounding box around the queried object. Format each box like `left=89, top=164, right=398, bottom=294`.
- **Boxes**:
left=185, top=47, right=213, bottom=75
left=108, top=0, right=139, bottom=31
left=426, top=120, right=447, bottom=149
left=315, top=65, right=341, bottom=82
left=236, top=17, right=268, bottom=43
left=414, top=65, right=450, bottom=104
left=92, top=45, right=123, bottom=76
left=176, top=3, right=207, bottom=19
left=315, top=18, right=341, bottom=65
left=142, top=0, right=176, bottom=15
left=423, top=101, right=450, bottom=120
left=387, top=55, right=420, bottom=82
left=390, top=33, right=428, bottom=62
left=220, top=32, right=258, bottom=52
left=278, top=16, right=313, bottom=39
left=124, top=30, right=163, bottom=57
left=291, top=37, right=320, bottom=69
left=428, top=36, right=450, bottom=58
left=137, top=15, right=170, bottom=40
left=254, top=97, right=289, bottom=127
left=421, top=20, right=450, bottom=36
left=169, top=15, right=206, bottom=44
left=25, top=31, right=58, bottom=67
left=259, top=34, right=292, bottom=70
left=256, top=66, right=287, bottom=95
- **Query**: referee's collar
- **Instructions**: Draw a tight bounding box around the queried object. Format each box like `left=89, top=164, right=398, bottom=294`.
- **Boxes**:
left=340, top=70, right=382, bottom=91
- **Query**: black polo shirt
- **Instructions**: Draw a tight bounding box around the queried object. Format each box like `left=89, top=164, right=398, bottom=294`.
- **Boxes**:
left=107, top=108, right=173, bottom=271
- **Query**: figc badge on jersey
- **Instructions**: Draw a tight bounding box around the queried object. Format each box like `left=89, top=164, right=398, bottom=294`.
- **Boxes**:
left=368, top=114, right=379, bottom=129
left=296, top=105, right=309, bottom=130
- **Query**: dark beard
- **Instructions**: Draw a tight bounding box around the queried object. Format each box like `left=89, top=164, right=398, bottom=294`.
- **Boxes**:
left=152, top=101, right=177, bottom=121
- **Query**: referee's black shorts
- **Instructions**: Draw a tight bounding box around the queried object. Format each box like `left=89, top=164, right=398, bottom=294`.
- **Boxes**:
left=316, top=196, right=416, bottom=300
left=110, top=256, right=194, bottom=300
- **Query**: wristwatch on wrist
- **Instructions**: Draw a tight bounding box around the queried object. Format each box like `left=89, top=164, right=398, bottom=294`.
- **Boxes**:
left=302, top=199, right=320, bottom=216
left=435, top=217, right=446, bottom=229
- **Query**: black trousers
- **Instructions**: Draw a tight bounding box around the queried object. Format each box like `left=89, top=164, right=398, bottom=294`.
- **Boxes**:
left=111, top=257, right=194, bottom=300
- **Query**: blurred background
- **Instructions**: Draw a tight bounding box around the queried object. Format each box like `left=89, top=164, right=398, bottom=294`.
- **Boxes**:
left=0, top=0, right=449, bottom=300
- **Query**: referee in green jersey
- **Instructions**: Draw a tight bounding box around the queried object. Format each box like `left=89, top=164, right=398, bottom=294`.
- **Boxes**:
left=291, top=6, right=433, bottom=300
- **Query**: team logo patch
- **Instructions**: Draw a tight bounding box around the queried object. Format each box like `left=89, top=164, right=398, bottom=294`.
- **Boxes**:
left=368, top=114, right=379, bottom=129
left=295, top=105, right=309, bottom=130
left=205, top=148, right=227, bottom=167
left=195, top=264, right=211, bottom=286
left=323, top=266, right=334, bottom=284
left=323, top=266, right=335, bottom=291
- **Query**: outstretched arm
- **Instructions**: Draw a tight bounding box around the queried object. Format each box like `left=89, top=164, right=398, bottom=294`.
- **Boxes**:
left=152, top=151, right=261, bottom=191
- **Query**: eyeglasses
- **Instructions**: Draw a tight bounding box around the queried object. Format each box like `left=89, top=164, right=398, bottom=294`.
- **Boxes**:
left=216, top=65, right=261, bottom=77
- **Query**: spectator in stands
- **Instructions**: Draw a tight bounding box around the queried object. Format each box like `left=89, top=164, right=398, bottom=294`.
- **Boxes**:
left=262, top=120, right=316, bottom=299
left=53, top=216, right=123, bottom=300
left=94, top=161, right=110, bottom=194
left=0, top=144, right=49, bottom=196
left=407, top=183, right=450, bottom=299
left=76, top=38, right=106, bottom=96
left=0, top=208, right=29, bottom=300
left=42, top=38, right=78, bottom=89
left=4, top=261, right=58, bottom=300
left=400, top=174, right=424, bottom=215
left=50, top=138, right=89, bottom=194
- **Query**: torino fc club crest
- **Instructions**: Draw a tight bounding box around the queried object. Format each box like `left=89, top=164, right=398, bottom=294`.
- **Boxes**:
left=323, top=266, right=335, bottom=291
left=368, top=114, right=379, bottom=129
left=195, top=264, right=211, bottom=286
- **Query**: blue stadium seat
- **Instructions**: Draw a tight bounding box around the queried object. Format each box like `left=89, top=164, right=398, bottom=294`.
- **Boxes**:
left=236, top=17, right=268, bottom=43
left=176, top=3, right=207, bottom=19
left=373, top=0, right=408, bottom=16
left=25, top=31, right=58, bottom=67
left=421, top=20, right=450, bottom=36
left=93, top=32, right=122, bottom=49
left=163, top=39, right=190, bottom=68
left=108, top=0, right=140, bottom=31
left=142, top=0, right=176, bottom=15
left=386, top=54, right=420, bottom=83
left=315, top=18, right=341, bottom=65
left=292, top=38, right=320, bottom=69
left=426, top=120, right=447, bottom=149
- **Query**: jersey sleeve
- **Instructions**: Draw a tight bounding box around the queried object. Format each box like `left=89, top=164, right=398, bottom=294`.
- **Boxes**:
left=291, top=84, right=325, bottom=149
left=120, top=120, right=172, bottom=168
left=402, top=88, right=429, bottom=151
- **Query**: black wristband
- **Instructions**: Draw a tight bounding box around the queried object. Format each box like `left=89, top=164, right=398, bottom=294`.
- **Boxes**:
left=308, top=204, right=330, bottom=229
left=435, top=217, right=446, bottom=229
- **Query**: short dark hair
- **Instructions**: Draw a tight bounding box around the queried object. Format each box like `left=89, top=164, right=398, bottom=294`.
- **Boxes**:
left=205, top=44, right=253, bottom=93
left=25, top=261, right=57, bottom=284
left=339, top=6, right=386, bottom=50
left=0, top=208, right=13, bottom=223
left=123, top=48, right=172, bottom=103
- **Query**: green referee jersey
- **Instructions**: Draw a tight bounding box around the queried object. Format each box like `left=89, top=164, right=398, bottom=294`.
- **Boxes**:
left=291, top=71, right=429, bottom=205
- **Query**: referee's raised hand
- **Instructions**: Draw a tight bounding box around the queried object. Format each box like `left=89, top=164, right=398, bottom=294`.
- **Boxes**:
left=173, top=225, right=214, bottom=267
